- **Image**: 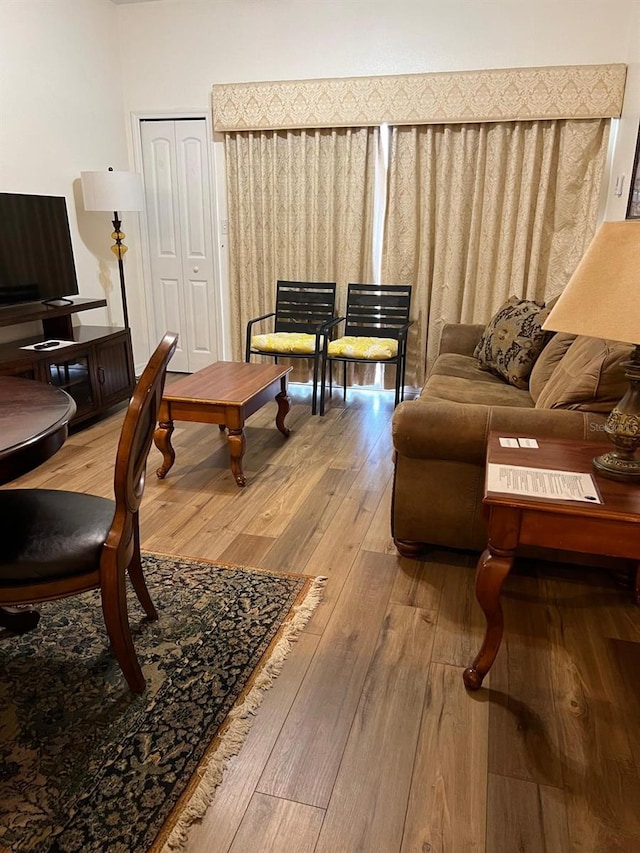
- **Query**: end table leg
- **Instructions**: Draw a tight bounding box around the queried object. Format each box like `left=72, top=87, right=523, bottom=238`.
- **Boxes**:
left=154, top=420, right=175, bottom=479
left=463, top=546, right=514, bottom=690
left=227, top=427, right=247, bottom=487
left=275, top=377, right=291, bottom=437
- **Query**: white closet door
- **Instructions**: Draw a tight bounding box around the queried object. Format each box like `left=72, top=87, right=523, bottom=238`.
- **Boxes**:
left=141, top=119, right=217, bottom=372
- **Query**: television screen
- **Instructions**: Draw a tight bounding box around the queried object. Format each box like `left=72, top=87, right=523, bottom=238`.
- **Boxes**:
left=0, top=192, right=79, bottom=307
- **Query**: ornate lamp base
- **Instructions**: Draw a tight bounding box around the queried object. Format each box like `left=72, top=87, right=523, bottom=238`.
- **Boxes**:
left=593, top=345, right=640, bottom=483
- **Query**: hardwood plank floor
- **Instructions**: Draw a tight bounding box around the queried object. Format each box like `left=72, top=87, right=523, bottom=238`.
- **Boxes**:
left=5, top=380, right=640, bottom=852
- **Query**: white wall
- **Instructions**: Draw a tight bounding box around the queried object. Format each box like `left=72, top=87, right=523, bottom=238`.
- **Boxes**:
left=117, top=0, right=638, bottom=106
left=0, top=0, right=148, bottom=355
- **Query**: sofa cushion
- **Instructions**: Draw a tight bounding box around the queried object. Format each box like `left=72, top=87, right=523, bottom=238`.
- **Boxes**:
left=473, top=296, right=551, bottom=390
left=535, top=336, right=631, bottom=412
left=529, top=333, right=577, bottom=402
left=429, top=352, right=519, bottom=383
left=423, top=355, right=534, bottom=407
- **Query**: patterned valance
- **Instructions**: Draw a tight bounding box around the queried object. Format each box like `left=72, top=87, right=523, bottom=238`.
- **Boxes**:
left=211, top=64, right=626, bottom=132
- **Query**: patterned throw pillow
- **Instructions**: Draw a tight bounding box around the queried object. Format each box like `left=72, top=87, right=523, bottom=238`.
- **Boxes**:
left=473, top=296, right=551, bottom=389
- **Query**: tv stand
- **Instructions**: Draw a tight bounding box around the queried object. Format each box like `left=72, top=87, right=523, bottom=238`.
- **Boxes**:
left=0, top=297, right=135, bottom=426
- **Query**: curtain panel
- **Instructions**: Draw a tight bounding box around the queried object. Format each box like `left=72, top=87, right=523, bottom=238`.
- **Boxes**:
left=225, top=127, right=377, bottom=365
left=382, top=118, right=610, bottom=386
left=212, top=64, right=626, bottom=131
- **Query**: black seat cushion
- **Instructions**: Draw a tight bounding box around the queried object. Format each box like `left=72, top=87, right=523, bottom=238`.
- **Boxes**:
left=0, top=490, right=115, bottom=585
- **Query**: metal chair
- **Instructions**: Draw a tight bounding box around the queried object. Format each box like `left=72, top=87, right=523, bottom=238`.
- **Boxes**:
left=0, top=332, right=178, bottom=694
left=246, top=280, right=337, bottom=415
left=320, top=283, right=412, bottom=415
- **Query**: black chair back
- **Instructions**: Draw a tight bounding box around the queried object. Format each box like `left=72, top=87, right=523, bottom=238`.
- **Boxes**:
left=273, top=280, right=337, bottom=333
left=342, top=283, right=412, bottom=339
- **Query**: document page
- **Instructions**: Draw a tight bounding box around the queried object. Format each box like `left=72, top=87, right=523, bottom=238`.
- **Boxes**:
left=487, top=463, right=602, bottom=503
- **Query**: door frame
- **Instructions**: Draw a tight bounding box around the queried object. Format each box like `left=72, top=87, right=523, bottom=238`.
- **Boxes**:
left=130, top=109, right=231, bottom=366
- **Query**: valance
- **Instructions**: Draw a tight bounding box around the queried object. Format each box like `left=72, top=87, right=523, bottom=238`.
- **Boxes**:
left=211, top=64, right=626, bottom=132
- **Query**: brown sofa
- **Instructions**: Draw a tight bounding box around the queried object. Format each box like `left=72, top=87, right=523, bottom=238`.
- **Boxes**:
left=391, top=322, right=630, bottom=556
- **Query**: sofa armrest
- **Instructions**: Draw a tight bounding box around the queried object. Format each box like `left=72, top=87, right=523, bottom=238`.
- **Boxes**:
left=438, top=323, right=486, bottom=357
left=392, top=399, right=607, bottom=465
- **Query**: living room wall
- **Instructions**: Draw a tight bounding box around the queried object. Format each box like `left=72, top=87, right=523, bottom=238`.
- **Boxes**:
left=116, top=0, right=639, bottom=361
left=0, top=0, right=638, bottom=363
left=0, top=0, right=138, bottom=345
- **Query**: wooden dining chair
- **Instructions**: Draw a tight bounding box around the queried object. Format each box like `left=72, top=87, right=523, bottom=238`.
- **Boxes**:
left=245, top=280, right=337, bottom=414
left=0, top=332, right=178, bottom=694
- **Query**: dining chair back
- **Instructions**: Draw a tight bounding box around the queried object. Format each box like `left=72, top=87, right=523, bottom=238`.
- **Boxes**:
left=0, top=331, right=178, bottom=694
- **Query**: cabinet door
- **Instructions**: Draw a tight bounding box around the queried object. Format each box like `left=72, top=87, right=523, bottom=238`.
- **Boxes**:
left=95, top=335, right=134, bottom=408
left=43, top=351, right=95, bottom=417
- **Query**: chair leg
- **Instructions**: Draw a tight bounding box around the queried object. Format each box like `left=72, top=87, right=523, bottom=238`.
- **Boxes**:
left=127, top=515, right=158, bottom=620
left=319, top=352, right=328, bottom=416
left=343, top=363, right=347, bottom=402
left=311, top=354, right=319, bottom=415
left=101, top=554, right=146, bottom=694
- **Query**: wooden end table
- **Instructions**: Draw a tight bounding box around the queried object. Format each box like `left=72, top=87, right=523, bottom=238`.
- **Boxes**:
left=464, top=433, right=640, bottom=690
left=153, top=361, right=291, bottom=487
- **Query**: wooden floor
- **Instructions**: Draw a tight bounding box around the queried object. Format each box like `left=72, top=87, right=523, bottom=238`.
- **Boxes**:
left=9, top=381, right=640, bottom=852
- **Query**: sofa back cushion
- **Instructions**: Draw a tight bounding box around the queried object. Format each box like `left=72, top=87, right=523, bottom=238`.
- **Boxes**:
left=473, top=296, right=551, bottom=389
left=529, top=333, right=577, bottom=402
left=534, top=335, right=631, bottom=412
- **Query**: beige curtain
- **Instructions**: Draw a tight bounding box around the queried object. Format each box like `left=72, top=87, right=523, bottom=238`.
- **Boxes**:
left=225, top=127, right=377, bottom=364
left=382, top=118, right=610, bottom=388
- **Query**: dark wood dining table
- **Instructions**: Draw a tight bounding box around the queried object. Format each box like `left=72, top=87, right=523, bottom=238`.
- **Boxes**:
left=0, top=376, right=76, bottom=630
left=0, top=376, right=76, bottom=485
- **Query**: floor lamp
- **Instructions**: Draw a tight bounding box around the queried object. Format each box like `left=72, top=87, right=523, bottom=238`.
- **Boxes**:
left=81, top=168, right=145, bottom=330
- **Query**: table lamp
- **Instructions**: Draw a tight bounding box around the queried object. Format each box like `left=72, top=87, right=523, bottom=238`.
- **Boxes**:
left=542, top=220, right=640, bottom=482
left=80, top=167, right=145, bottom=329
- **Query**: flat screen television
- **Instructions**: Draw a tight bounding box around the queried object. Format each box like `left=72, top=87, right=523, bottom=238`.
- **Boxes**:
left=0, top=192, right=79, bottom=307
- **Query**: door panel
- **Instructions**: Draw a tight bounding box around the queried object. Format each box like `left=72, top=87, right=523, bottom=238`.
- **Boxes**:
left=141, top=118, right=218, bottom=372
left=189, top=279, right=214, bottom=354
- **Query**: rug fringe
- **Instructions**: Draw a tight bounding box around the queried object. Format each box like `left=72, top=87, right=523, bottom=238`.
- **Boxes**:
left=160, top=575, right=326, bottom=852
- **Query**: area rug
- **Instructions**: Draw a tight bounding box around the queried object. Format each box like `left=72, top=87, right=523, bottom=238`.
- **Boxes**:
left=0, top=552, right=324, bottom=853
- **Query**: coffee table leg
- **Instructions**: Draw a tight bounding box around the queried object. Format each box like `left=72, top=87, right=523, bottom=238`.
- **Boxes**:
left=154, top=419, right=175, bottom=479
left=275, top=377, right=291, bottom=437
left=227, top=428, right=247, bottom=487
left=463, top=546, right=514, bottom=690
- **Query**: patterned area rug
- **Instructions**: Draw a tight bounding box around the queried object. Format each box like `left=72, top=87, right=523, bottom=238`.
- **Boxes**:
left=0, top=553, right=324, bottom=853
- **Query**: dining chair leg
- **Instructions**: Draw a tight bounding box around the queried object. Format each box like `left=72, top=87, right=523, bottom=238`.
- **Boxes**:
left=101, top=554, right=146, bottom=694
left=127, top=515, right=158, bottom=621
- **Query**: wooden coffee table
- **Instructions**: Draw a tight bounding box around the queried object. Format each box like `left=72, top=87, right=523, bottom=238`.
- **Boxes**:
left=154, top=361, right=291, bottom=487
left=464, top=433, right=640, bottom=690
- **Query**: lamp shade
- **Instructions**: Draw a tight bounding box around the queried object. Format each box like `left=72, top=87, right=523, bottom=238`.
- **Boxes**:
left=542, top=221, right=640, bottom=344
left=81, top=170, right=144, bottom=213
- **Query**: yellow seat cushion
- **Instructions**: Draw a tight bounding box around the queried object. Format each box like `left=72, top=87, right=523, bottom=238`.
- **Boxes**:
left=251, top=332, right=319, bottom=355
left=328, top=336, right=398, bottom=360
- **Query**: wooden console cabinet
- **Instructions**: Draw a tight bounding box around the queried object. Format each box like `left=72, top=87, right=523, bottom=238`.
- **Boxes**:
left=0, top=298, right=135, bottom=426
